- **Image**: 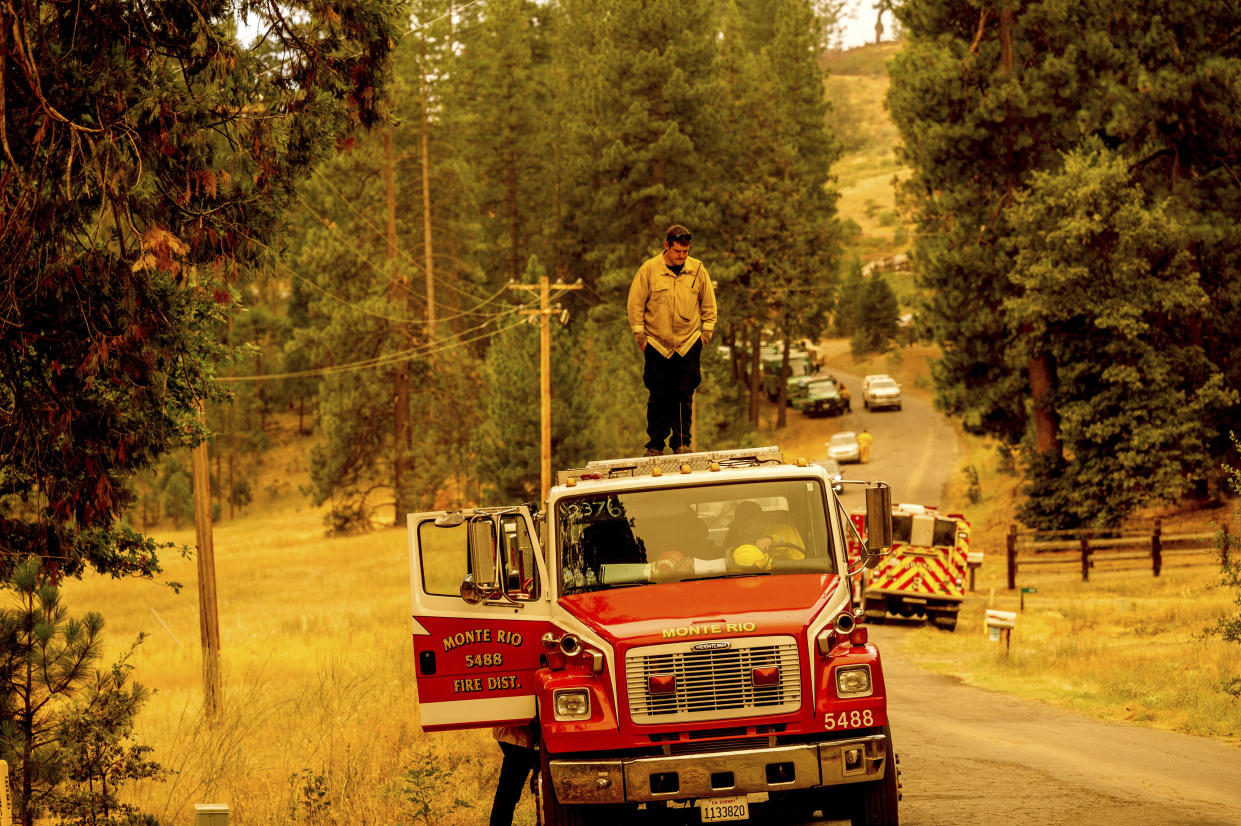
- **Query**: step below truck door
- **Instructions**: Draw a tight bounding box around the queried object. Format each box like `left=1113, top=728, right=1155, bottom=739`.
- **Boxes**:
left=407, top=507, right=551, bottom=732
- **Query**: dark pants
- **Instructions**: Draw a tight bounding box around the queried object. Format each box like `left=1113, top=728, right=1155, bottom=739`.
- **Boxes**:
left=643, top=340, right=702, bottom=451
left=489, top=741, right=539, bottom=826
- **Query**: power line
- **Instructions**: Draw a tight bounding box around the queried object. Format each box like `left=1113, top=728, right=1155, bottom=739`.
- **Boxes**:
left=245, top=222, right=529, bottom=326
left=304, top=176, right=503, bottom=310
left=216, top=311, right=528, bottom=382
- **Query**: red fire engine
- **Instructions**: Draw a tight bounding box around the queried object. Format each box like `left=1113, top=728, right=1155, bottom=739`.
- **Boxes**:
left=848, top=503, right=973, bottom=631
left=408, top=446, right=901, bottom=825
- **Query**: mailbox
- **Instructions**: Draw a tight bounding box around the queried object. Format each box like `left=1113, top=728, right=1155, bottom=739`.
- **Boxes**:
left=194, top=803, right=230, bottom=826
left=967, top=551, right=984, bottom=565
left=985, top=609, right=1016, bottom=642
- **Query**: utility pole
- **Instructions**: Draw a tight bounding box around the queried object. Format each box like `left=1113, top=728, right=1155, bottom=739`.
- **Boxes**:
left=385, top=125, right=412, bottom=521
left=191, top=403, right=221, bottom=719
left=419, top=40, right=436, bottom=342
left=508, top=276, right=582, bottom=503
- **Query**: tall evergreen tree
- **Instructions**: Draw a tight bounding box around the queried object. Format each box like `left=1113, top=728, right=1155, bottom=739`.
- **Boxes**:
left=556, top=0, right=723, bottom=297
left=712, top=0, right=842, bottom=423
left=0, top=0, right=397, bottom=574
left=1007, top=144, right=1232, bottom=525
left=760, top=0, right=842, bottom=423
left=889, top=0, right=1241, bottom=525
left=447, top=0, right=559, bottom=284
left=851, top=271, right=899, bottom=357
left=294, top=0, right=489, bottom=526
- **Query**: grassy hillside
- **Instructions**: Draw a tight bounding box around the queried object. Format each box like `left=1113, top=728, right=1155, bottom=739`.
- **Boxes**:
left=822, top=41, right=914, bottom=292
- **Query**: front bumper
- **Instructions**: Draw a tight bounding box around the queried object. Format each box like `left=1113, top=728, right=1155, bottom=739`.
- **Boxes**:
left=806, top=400, right=846, bottom=415
left=549, top=735, right=888, bottom=804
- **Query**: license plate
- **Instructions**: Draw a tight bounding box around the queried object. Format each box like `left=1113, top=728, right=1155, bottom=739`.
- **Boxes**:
left=700, top=795, right=749, bottom=822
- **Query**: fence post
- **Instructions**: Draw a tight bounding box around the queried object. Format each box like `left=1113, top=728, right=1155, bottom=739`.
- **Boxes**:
left=1007, top=525, right=1018, bottom=590
left=1223, top=526, right=1231, bottom=568
left=1080, top=535, right=1091, bottom=583
left=1151, top=518, right=1162, bottom=577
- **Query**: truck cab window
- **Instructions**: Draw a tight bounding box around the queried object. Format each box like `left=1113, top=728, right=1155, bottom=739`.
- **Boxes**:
left=418, top=520, right=470, bottom=597
left=555, top=480, right=835, bottom=595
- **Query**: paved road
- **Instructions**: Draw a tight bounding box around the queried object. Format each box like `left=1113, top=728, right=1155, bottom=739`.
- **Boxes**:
left=830, top=368, right=960, bottom=507
left=872, top=621, right=1241, bottom=825
left=800, top=362, right=1241, bottom=824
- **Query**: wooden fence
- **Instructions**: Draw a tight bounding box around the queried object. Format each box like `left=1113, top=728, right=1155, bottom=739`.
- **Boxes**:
left=1004, top=518, right=1225, bottom=589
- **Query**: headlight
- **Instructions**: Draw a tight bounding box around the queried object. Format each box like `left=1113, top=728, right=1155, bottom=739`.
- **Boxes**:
left=835, top=665, right=873, bottom=698
left=553, top=688, right=591, bottom=720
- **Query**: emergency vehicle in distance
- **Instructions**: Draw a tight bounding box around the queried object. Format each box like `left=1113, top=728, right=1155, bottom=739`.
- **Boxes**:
left=848, top=503, right=974, bottom=631
left=407, top=446, right=901, bottom=825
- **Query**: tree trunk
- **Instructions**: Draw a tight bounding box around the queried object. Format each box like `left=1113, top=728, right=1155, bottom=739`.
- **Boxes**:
left=1027, top=353, right=1060, bottom=456
left=385, top=125, right=412, bottom=522
left=727, top=329, right=741, bottom=381
left=999, top=8, right=1015, bottom=71
left=420, top=41, right=436, bottom=343
left=748, top=325, right=762, bottom=424
left=777, top=332, right=790, bottom=428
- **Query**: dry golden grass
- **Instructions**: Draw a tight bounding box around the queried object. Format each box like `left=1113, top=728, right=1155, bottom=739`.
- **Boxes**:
left=59, top=430, right=518, bottom=825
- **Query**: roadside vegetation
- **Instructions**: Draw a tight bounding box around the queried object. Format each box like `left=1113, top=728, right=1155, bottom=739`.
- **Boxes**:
left=822, top=343, right=1241, bottom=743
left=898, top=433, right=1241, bottom=743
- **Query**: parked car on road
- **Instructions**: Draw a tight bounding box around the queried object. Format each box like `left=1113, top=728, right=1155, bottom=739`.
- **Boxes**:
left=827, top=431, right=861, bottom=464
left=791, top=374, right=851, bottom=417
left=763, top=353, right=816, bottom=402
left=862, top=374, right=903, bottom=411
left=815, top=458, right=845, bottom=492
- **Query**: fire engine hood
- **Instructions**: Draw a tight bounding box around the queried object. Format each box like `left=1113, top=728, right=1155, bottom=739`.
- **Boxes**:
left=559, top=573, right=841, bottom=648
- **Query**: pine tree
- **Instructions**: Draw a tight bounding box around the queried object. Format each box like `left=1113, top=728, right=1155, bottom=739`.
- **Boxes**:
left=711, top=0, right=842, bottom=424
left=0, top=0, right=397, bottom=574
left=556, top=0, right=723, bottom=297
left=293, top=1, right=487, bottom=526
left=446, top=0, right=559, bottom=284
left=850, top=272, right=899, bottom=357
left=1007, top=144, right=1233, bottom=526
left=889, top=0, right=1241, bottom=525
left=0, top=560, right=103, bottom=825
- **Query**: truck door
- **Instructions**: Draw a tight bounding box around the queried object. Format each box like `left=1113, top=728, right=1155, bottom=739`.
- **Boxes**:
left=407, top=507, right=551, bottom=732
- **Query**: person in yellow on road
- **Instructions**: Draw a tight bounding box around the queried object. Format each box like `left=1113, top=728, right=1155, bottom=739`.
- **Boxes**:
left=857, top=429, right=873, bottom=463
left=724, top=501, right=806, bottom=570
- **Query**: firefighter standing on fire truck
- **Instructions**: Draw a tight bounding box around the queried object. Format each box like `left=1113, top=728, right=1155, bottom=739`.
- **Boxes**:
left=628, top=225, right=717, bottom=456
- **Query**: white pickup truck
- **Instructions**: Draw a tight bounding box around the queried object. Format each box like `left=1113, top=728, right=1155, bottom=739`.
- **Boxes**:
left=861, top=375, right=902, bottom=411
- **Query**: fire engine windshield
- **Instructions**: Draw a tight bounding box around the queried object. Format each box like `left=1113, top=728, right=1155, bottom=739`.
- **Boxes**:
left=555, top=479, right=835, bottom=595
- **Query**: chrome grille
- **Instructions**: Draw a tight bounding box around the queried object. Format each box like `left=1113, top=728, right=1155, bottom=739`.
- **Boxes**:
left=626, top=636, right=802, bottom=724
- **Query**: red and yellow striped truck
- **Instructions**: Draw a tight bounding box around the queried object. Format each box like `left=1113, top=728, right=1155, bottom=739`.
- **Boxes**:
left=848, top=504, right=973, bottom=632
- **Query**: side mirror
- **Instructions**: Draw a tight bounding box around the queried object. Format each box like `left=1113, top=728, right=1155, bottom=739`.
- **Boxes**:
left=864, top=484, right=892, bottom=555
left=435, top=512, right=466, bottom=528
left=467, top=516, right=502, bottom=597
left=460, top=573, right=484, bottom=605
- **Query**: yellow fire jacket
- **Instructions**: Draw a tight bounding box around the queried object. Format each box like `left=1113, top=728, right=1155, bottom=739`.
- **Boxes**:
left=627, top=254, right=717, bottom=357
